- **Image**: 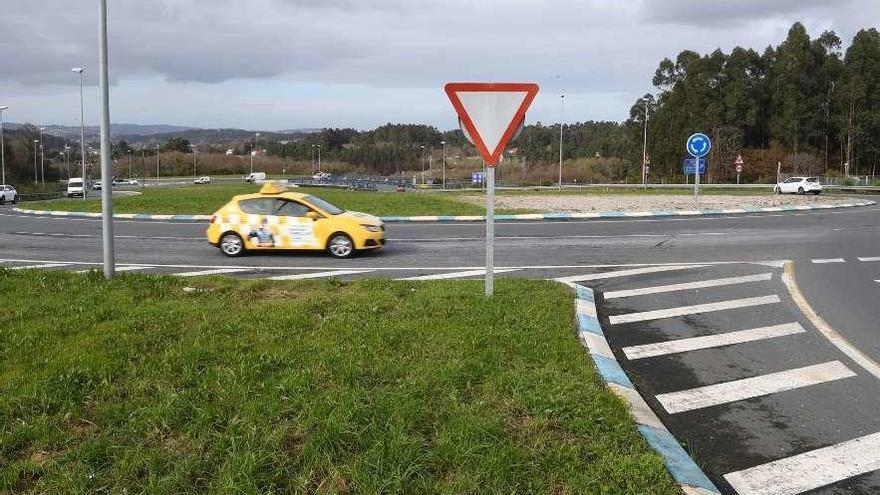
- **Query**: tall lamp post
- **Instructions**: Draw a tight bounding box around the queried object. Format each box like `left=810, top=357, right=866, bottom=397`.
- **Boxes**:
left=558, top=93, right=564, bottom=190
left=33, top=140, right=40, bottom=184
left=128, top=149, right=133, bottom=179
left=642, top=103, right=648, bottom=190
left=0, top=105, right=7, bottom=187
left=98, top=0, right=116, bottom=278
left=64, top=145, right=71, bottom=179
left=440, top=140, right=446, bottom=190
left=317, top=144, right=322, bottom=172
left=72, top=67, right=87, bottom=199
left=39, top=126, right=45, bottom=184
left=155, top=144, right=161, bottom=183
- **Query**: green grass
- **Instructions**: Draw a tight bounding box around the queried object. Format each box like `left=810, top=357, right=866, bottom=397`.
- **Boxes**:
left=0, top=271, right=679, bottom=494
left=24, top=185, right=530, bottom=216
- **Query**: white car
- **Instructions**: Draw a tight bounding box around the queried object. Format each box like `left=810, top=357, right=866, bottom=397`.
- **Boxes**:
left=312, top=171, right=330, bottom=181
left=67, top=178, right=86, bottom=198
left=0, top=184, right=18, bottom=204
left=127, top=178, right=139, bottom=185
left=93, top=181, right=103, bottom=190
left=775, top=177, right=822, bottom=195
left=194, top=176, right=211, bottom=184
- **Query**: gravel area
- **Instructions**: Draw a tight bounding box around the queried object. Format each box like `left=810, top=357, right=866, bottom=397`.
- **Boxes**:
left=459, top=193, right=852, bottom=213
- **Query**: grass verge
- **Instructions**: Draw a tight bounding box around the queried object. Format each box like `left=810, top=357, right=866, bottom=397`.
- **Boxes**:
left=0, top=271, right=679, bottom=494
left=22, top=185, right=530, bottom=217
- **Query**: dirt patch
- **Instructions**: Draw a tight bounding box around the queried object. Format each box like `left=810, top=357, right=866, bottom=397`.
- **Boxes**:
left=460, top=193, right=853, bottom=213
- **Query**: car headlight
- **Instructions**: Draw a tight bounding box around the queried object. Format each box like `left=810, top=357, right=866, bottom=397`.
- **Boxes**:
left=361, top=224, right=381, bottom=233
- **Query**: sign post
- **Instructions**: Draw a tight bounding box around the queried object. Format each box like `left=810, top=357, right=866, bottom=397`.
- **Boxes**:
left=445, top=82, right=539, bottom=296
left=686, top=133, right=711, bottom=210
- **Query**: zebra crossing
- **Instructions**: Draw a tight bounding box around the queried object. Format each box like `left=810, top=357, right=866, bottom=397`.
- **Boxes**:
left=590, top=262, right=880, bottom=495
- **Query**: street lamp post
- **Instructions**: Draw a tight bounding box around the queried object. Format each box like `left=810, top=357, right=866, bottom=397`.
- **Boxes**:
left=128, top=149, right=133, bottom=179
left=250, top=150, right=255, bottom=175
left=98, top=0, right=116, bottom=278
left=33, top=140, right=39, bottom=184
left=441, top=140, right=446, bottom=190
left=72, top=67, right=87, bottom=199
left=64, top=145, right=71, bottom=179
left=0, top=105, right=7, bottom=187
left=642, top=104, right=648, bottom=190
left=39, top=127, right=45, bottom=185
left=155, top=144, right=160, bottom=183
left=558, top=93, right=564, bottom=190
left=317, top=144, right=322, bottom=172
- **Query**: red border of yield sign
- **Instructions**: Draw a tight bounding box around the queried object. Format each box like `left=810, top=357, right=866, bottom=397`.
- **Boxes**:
left=444, top=82, right=539, bottom=166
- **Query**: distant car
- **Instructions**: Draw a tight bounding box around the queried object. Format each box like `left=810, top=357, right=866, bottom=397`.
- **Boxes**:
left=0, top=184, right=18, bottom=204
left=194, top=176, right=212, bottom=184
left=245, top=172, right=266, bottom=183
left=127, top=178, right=139, bottom=185
left=395, top=182, right=406, bottom=193
left=312, top=171, right=330, bottom=181
left=112, top=178, right=126, bottom=185
left=93, top=181, right=103, bottom=190
left=206, top=182, right=385, bottom=258
left=775, top=176, right=822, bottom=195
left=67, top=178, right=85, bottom=198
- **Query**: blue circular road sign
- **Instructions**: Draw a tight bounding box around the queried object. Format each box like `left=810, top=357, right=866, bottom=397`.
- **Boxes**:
left=686, top=133, right=712, bottom=158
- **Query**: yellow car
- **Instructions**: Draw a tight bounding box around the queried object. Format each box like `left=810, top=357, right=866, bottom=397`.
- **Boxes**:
left=207, top=183, right=385, bottom=258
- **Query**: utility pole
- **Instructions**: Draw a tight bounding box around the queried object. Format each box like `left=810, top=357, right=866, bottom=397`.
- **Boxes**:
left=98, top=0, right=115, bottom=278
left=642, top=104, right=648, bottom=190
left=156, top=144, right=160, bottom=183
left=64, top=145, right=71, bottom=179
left=441, top=140, right=446, bottom=190
left=0, top=105, right=7, bottom=187
left=33, top=140, right=39, bottom=184
left=558, top=93, right=564, bottom=190
left=128, top=149, right=133, bottom=179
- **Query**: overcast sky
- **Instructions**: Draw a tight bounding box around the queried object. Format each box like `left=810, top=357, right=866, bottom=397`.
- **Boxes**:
left=1, top=0, right=876, bottom=131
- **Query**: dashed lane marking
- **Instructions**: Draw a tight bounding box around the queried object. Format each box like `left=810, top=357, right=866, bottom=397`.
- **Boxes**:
left=655, top=361, right=855, bottom=415
left=859, top=257, right=880, bottom=262
left=622, top=322, right=806, bottom=360
left=9, top=263, right=73, bottom=270
left=268, top=270, right=373, bottom=281
left=608, top=295, right=781, bottom=325
left=811, top=258, right=846, bottom=264
left=603, top=273, right=773, bottom=300
left=397, top=268, right=520, bottom=281
left=173, top=268, right=252, bottom=277
left=554, top=264, right=709, bottom=284
left=724, top=431, right=880, bottom=495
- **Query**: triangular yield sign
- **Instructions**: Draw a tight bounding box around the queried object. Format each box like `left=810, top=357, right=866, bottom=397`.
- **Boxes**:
left=444, top=82, right=539, bottom=166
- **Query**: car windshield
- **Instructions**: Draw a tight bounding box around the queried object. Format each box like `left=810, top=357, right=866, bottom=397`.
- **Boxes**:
left=305, top=195, right=344, bottom=215
left=69, top=181, right=83, bottom=187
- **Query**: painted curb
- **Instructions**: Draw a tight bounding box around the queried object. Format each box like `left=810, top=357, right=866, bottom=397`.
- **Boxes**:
left=571, top=284, right=722, bottom=494
left=12, top=199, right=876, bottom=223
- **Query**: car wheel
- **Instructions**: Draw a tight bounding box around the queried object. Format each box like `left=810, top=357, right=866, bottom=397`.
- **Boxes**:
left=774, top=186, right=781, bottom=195
left=327, top=233, right=355, bottom=259
left=219, top=232, right=245, bottom=257
left=0, top=196, right=5, bottom=205
left=12, top=195, right=17, bottom=204
left=798, top=187, right=804, bottom=195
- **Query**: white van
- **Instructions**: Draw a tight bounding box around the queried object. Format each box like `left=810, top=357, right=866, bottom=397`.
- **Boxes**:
left=67, top=178, right=86, bottom=198
left=245, top=172, right=267, bottom=183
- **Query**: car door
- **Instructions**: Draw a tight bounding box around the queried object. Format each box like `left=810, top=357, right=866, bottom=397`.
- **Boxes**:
left=276, top=199, right=322, bottom=250
left=238, top=198, right=284, bottom=250
left=781, top=178, right=795, bottom=193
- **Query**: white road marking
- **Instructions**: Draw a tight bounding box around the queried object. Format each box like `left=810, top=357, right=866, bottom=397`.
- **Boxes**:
left=604, top=273, right=773, bottom=299
left=608, top=295, right=780, bottom=325
left=656, top=361, right=855, bottom=414
left=622, top=322, right=805, bottom=360
left=173, top=268, right=251, bottom=277
left=858, top=257, right=880, bottom=262
left=268, top=270, right=373, bottom=280
left=783, top=261, right=880, bottom=382
left=554, top=264, right=708, bottom=284
left=811, top=258, right=846, bottom=264
left=398, top=268, right=520, bottom=281
left=9, top=263, right=73, bottom=270
left=724, top=431, right=880, bottom=495
left=74, top=265, right=150, bottom=274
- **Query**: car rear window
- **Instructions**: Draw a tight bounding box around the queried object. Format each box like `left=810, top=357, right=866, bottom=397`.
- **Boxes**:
left=69, top=181, right=83, bottom=187
left=806, top=177, right=819, bottom=182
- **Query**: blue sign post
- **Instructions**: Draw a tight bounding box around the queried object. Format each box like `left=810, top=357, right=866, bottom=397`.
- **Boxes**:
left=686, top=133, right=711, bottom=209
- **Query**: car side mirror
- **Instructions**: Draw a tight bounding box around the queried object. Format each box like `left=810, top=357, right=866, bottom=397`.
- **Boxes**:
left=306, top=211, right=320, bottom=221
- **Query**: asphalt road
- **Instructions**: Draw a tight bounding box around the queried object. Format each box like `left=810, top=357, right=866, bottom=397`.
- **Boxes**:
left=2, top=201, right=880, bottom=494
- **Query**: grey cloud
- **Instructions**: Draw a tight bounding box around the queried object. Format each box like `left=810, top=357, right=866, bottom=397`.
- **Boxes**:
left=639, top=0, right=855, bottom=25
